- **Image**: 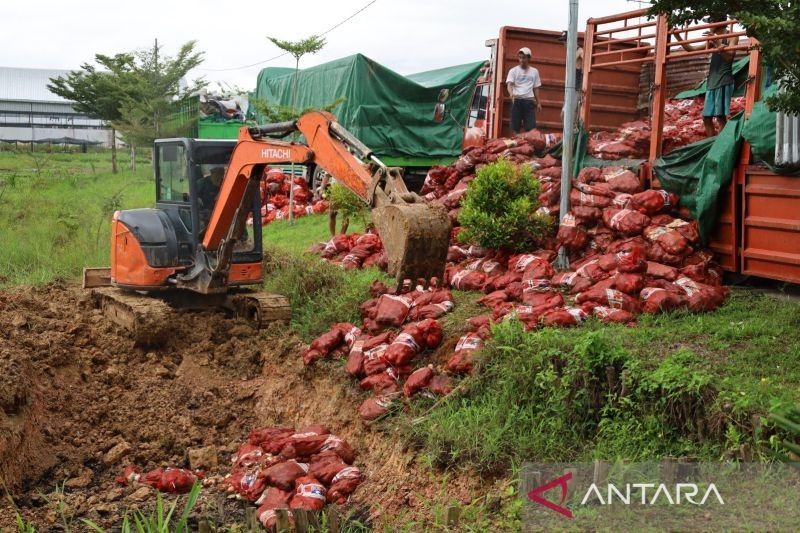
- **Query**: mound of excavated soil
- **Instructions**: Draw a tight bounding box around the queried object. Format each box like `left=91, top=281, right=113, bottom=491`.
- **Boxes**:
left=0, top=283, right=495, bottom=530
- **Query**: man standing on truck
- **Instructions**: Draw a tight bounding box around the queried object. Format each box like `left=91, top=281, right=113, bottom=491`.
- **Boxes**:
left=506, top=47, right=542, bottom=133
left=674, top=14, right=739, bottom=137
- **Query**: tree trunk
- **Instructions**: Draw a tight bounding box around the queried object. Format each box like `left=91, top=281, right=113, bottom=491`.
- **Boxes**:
left=130, top=144, right=136, bottom=171
left=111, top=127, right=118, bottom=174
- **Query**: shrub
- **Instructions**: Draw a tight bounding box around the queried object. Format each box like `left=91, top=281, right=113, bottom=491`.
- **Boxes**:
left=329, top=182, right=369, bottom=227
left=457, top=158, right=551, bottom=251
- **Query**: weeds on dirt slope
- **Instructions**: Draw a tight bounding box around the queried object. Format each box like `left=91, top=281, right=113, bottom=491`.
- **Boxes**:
left=409, top=288, right=800, bottom=473
left=262, top=215, right=393, bottom=341
left=0, top=151, right=152, bottom=286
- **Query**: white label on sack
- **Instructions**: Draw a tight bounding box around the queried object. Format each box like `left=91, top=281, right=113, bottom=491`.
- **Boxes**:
left=255, top=490, right=271, bottom=506
left=323, top=240, right=337, bottom=254
left=305, top=205, right=314, bottom=214
left=613, top=194, right=632, bottom=208
left=516, top=305, right=535, bottom=315
left=675, top=276, right=699, bottom=296
left=465, top=259, right=484, bottom=271
left=393, top=332, right=420, bottom=353
left=666, top=218, right=689, bottom=229
left=576, top=259, right=599, bottom=278
left=567, top=307, right=588, bottom=322
left=645, top=225, right=673, bottom=241
left=297, top=483, right=327, bottom=501
left=296, top=461, right=310, bottom=473
left=386, top=366, right=400, bottom=381
left=481, top=260, right=500, bottom=274
left=344, top=327, right=362, bottom=346
left=291, top=432, right=318, bottom=439
left=657, top=189, right=671, bottom=206
left=332, top=467, right=361, bottom=483
left=579, top=192, right=593, bottom=205
left=545, top=133, right=557, bottom=147
left=555, top=272, right=578, bottom=286
left=609, top=209, right=630, bottom=229
left=382, top=294, right=412, bottom=310
left=561, top=213, right=577, bottom=227
left=266, top=203, right=276, bottom=211
left=434, top=301, right=454, bottom=313
left=603, top=167, right=627, bottom=180
left=342, top=254, right=359, bottom=265
left=524, top=279, right=551, bottom=292
left=640, top=287, right=665, bottom=300
left=515, top=255, right=538, bottom=271
left=451, top=270, right=470, bottom=287
left=350, top=340, right=365, bottom=357
left=592, top=305, right=611, bottom=318
left=320, top=435, right=343, bottom=453
left=364, top=344, right=388, bottom=361
left=536, top=206, right=551, bottom=216
left=456, top=333, right=483, bottom=352
left=605, top=289, right=625, bottom=309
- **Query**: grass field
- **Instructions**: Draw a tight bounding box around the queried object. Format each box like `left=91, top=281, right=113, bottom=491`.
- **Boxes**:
left=4, top=150, right=800, bottom=501
left=0, top=149, right=153, bottom=286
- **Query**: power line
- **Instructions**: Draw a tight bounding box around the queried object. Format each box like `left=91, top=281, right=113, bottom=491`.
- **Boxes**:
left=199, top=0, right=379, bottom=72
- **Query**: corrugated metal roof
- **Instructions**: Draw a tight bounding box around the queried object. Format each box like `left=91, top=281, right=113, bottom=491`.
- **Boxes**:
left=0, top=66, right=73, bottom=103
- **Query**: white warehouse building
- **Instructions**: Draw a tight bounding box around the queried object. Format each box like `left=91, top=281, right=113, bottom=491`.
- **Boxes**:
left=0, top=66, right=111, bottom=146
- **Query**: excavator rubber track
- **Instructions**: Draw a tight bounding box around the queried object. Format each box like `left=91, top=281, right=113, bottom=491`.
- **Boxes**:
left=91, top=288, right=291, bottom=346
left=91, top=288, right=173, bottom=346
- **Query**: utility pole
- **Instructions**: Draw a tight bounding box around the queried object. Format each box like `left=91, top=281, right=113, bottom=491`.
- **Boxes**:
left=154, top=38, right=159, bottom=139
left=557, top=0, right=579, bottom=269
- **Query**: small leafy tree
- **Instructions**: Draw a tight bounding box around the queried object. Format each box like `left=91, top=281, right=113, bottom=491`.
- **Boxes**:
left=457, top=158, right=552, bottom=251
left=251, top=96, right=346, bottom=124
left=267, top=35, right=326, bottom=110
left=649, top=1, right=800, bottom=113
left=329, top=182, right=369, bottom=228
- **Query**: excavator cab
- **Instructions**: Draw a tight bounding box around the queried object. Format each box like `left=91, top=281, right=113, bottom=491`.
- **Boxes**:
left=151, top=139, right=263, bottom=286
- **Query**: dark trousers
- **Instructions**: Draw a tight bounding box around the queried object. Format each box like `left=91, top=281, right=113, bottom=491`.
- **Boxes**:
left=511, top=98, right=536, bottom=132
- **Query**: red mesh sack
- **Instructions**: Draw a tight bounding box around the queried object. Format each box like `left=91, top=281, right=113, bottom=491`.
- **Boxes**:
left=374, top=294, right=414, bottom=327
left=592, top=305, right=636, bottom=324
left=232, top=443, right=266, bottom=469
left=667, top=218, right=700, bottom=244
left=478, top=290, right=509, bottom=308
left=640, top=287, right=687, bottom=314
left=447, top=245, right=469, bottom=263
left=674, top=277, right=728, bottom=312
left=521, top=258, right=555, bottom=281
left=290, top=476, right=327, bottom=511
left=263, top=461, right=309, bottom=491
left=362, top=344, right=391, bottom=376
left=576, top=287, right=641, bottom=314
left=428, top=374, right=455, bottom=396
left=281, top=431, right=329, bottom=459
left=484, top=271, right=522, bottom=293
left=359, top=368, right=400, bottom=394
left=249, top=427, right=295, bottom=453
left=407, top=301, right=454, bottom=320
left=557, top=214, right=589, bottom=251
left=540, top=307, right=589, bottom=327
left=577, top=166, right=602, bottom=183
left=404, top=366, right=435, bottom=397
left=647, top=242, right=687, bottom=265
left=139, top=468, right=202, bottom=494
left=551, top=271, right=593, bottom=293
left=573, top=180, right=615, bottom=198
left=570, top=188, right=613, bottom=208
left=614, top=273, right=645, bottom=295
left=256, top=488, right=293, bottom=529
left=225, top=468, right=268, bottom=501
left=574, top=258, right=612, bottom=283
left=601, top=167, right=642, bottom=193
left=629, top=189, right=679, bottom=216
left=318, top=434, right=355, bottom=464
left=358, top=396, right=393, bottom=421
left=643, top=225, right=689, bottom=256
left=309, top=451, right=349, bottom=485
left=327, top=466, right=363, bottom=504
left=571, top=206, right=603, bottom=226
left=447, top=267, right=487, bottom=291
left=602, top=209, right=651, bottom=236
left=445, top=332, right=485, bottom=374
left=646, top=261, right=679, bottom=281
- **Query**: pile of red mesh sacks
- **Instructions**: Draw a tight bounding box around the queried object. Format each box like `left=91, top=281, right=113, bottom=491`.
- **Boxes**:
left=304, top=280, right=460, bottom=421
left=116, top=465, right=203, bottom=493
left=308, top=231, right=388, bottom=271
left=260, top=167, right=329, bottom=225
left=224, top=425, right=362, bottom=529
left=588, top=97, right=746, bottom=159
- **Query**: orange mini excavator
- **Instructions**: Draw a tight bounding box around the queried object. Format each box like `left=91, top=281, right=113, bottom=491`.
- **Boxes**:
left=84, top=111, right=450, bottom=344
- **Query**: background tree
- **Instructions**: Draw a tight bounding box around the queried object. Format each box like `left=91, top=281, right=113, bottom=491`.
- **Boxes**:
left=267, top=35, right=326, bottom=110
left=648, top=0, right=800, bottom=113
left=113, top=40, right=206, bottom=156
left=48, top=54, right=138, bottom=173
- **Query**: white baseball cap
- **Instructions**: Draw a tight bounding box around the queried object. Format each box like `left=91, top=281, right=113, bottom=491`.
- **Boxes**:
left=518, top=47, right=532, bottom=57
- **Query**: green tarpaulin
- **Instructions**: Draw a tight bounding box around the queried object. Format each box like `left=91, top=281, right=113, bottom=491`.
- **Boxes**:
left=653, top=113, right=744, bottom=242
left=674, top=56, right=751, bottom=99
left=253, top=54, right=484, bottom=161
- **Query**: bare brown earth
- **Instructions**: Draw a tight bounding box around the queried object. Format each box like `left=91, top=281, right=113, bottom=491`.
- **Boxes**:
left=0, top=282, right=496, bottom=530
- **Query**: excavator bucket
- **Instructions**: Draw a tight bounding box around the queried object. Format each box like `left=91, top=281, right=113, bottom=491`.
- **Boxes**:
left=372, top=201, right=451, bottom=285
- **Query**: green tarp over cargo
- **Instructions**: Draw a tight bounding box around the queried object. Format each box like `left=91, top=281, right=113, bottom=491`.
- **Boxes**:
left=253, top=54, right=484, bottom=161
left=653, top=113, right=744, bottom=243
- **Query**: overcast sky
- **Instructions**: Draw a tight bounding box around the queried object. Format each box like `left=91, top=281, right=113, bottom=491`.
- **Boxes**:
left=4, top=0, right=642, bottom=90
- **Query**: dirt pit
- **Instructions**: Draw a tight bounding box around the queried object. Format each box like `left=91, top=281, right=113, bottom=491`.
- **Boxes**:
left=0, top=283, right=492, bottom=530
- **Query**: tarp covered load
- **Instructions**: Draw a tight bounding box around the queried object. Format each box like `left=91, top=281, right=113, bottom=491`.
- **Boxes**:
left=253, top=54, right=484, bottom=159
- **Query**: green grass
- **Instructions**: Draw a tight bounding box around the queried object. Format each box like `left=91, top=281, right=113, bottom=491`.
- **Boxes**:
left=408, top=290, right=800, bottom=472
left=0, top=149, right=153, bottom=286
